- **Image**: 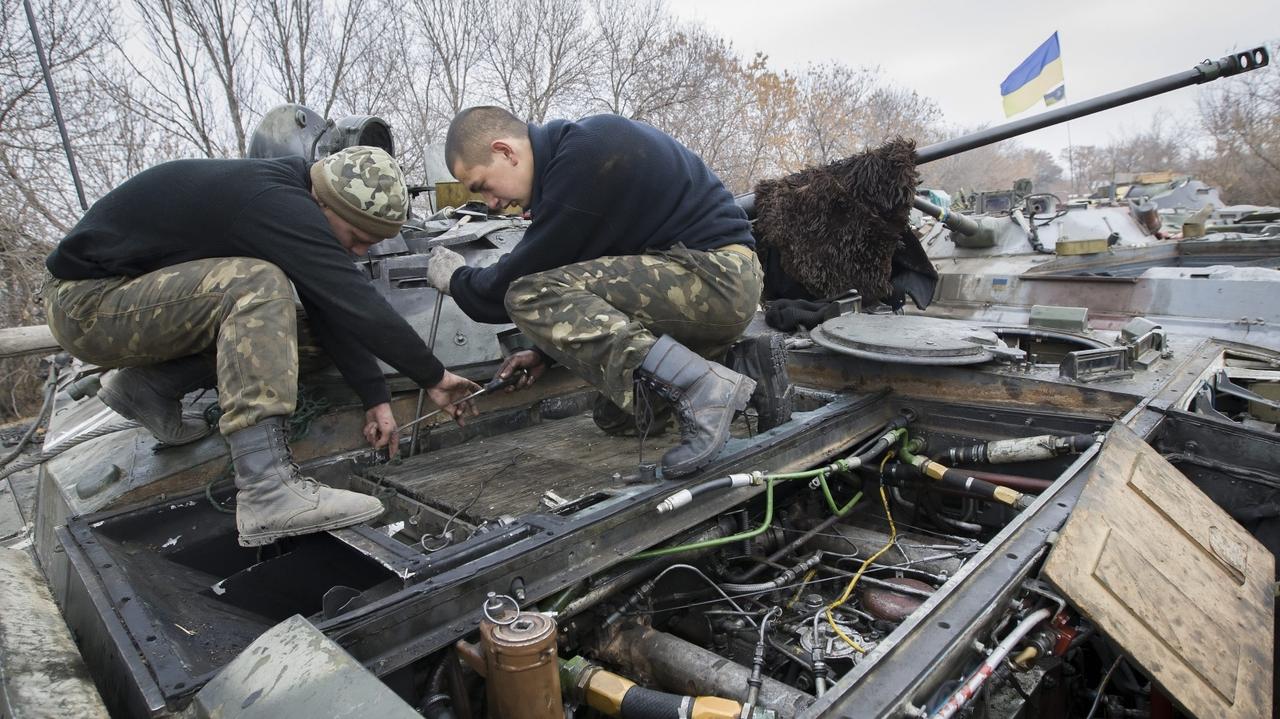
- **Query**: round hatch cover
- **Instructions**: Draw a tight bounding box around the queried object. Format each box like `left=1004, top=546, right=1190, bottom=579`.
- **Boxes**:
left=810, top=314, right=1017, bottom=365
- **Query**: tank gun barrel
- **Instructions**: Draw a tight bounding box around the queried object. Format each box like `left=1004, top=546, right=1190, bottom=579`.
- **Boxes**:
left=915, top=46, right=1268, bottom=165
left=736, top=46, right=1270, bottom=217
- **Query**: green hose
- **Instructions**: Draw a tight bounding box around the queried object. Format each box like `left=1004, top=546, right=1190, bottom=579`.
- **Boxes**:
left=633, top=478, right=779, bottom=559
left=631, top=428, right=907, bottom=559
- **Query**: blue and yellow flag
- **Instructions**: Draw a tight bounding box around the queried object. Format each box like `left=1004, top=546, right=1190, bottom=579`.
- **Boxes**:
left=1000, top=32, right=1065, bottom=117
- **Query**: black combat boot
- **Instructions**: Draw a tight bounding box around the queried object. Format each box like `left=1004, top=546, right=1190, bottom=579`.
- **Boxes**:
left=635, top=336, right=756, bottom=477
left=591, top=393, right=674, bottom=437
left=725, top=333, right=793, bottom=432
left=229, top=417, right=384, bottom=547
left=98, top=355, right=215, bottom=446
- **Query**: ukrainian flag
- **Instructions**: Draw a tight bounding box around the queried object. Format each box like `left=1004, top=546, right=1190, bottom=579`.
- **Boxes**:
left=1000, top=32, right=1065, bottom=117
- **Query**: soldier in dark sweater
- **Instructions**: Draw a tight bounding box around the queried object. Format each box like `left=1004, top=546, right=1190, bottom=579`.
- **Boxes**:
left=428, top=107, right=773, bottom=477
left=45, top=146, right=480, bottom=546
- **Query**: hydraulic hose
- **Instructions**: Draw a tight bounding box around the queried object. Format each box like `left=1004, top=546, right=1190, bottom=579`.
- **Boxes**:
left=939, top=433, right=1097, bottom=466
left=882, top=462, right=1051, bottom=495
left=898, top=438, right=1030, bottom=510
left=928, top=609, right=1053, bottom=719
left=639, top=417, right=912, bottom=560
left=560, top=656, right=774, bottom=719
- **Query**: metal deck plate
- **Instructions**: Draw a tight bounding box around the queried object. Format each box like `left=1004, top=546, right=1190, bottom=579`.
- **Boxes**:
left=810, top=314, right=1009, bottom=365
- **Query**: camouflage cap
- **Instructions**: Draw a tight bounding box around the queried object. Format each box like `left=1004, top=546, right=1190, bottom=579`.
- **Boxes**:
left=310, top=146, right=408, bottom=239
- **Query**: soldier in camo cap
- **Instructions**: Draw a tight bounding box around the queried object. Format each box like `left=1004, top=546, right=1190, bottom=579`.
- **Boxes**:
left=45, top=145, right=481, bottom=547
left=310, top=146, right=409, bottom=239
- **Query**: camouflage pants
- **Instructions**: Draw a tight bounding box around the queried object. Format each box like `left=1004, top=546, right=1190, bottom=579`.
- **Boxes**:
left=45, top=258, right=325, bottom=435
left=505, top=244, right=763, bottom=411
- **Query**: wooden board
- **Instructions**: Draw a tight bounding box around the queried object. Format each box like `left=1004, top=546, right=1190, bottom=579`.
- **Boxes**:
left=1043, top=423, right=1274, bottom=719
left=0, top=324, right=59, bottom=360
left=365, top=413, right=681, bottom=520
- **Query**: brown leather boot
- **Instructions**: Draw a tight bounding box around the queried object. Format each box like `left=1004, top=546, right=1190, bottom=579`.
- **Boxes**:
left=635, top=336, right=755, bottom=477
left=230, top=417, right=384, bottom=547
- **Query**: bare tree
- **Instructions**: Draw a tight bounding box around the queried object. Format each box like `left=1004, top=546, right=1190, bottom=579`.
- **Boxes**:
left=1196, top=41, right=1280, bottom=206
left=586, top=0, right=665, bottom=118
left=407, top=0, right=490, bottom=118
left=481, top=0, right=598, bottom=122
left=1, top=0, right=125, bottom=417
left=120, top=0, right=258, bottom=157
left=254, top=0, right=380, bottom=117
left=332, top=0, right=441, bottom=182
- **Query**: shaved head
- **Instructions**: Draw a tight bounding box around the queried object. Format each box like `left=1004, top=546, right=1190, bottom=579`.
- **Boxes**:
left=445, top=106, right=529, bottom=172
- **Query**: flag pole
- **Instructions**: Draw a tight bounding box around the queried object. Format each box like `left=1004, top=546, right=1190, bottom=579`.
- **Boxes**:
left=1066, top=120, right=1077, bottom=196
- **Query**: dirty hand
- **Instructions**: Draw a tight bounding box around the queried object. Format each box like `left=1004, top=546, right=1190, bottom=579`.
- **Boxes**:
left=495, top=350, right=546, bottom=391
left=427, top=247, right=466, bottom=295
left=364, top=402, right=400, bottom=457
left=426, top=370, right=482, bottom=426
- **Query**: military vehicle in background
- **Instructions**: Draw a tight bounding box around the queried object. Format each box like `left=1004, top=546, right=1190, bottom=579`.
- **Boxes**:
left=915, top=169, right=1280, bottom=352
left=3, top=43, right=1278, bottom=719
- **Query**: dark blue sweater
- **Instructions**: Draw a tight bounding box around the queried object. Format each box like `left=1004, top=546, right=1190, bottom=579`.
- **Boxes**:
left=450, top=115, right=754, bottom=324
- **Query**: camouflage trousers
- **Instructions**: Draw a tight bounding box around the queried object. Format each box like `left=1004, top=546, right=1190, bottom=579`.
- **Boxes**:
left=45, top=258, right=327, bottom=435
left=505, top=244, right=763, bottom=412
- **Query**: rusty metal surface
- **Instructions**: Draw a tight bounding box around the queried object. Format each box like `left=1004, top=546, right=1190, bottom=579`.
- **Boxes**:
left=860, top=578, right=933, bottom=622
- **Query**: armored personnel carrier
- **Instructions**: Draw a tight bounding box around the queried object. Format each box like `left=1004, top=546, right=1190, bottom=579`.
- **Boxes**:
left=4, top=45, right=1278, bottom=719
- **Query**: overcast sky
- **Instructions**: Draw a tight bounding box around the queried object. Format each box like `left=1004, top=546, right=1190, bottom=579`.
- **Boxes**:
left=665, top=0, right=1277, bottom=165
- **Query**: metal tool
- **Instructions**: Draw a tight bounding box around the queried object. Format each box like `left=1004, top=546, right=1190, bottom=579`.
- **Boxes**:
left=400, top=370, right=528, bottom=432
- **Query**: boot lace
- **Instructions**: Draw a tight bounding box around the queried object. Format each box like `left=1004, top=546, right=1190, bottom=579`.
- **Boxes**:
left=273, top=424, right=320, bottom=495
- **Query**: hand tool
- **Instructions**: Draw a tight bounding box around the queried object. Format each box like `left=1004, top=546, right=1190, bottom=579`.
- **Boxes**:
left=400, top=370, right=528, bottom=432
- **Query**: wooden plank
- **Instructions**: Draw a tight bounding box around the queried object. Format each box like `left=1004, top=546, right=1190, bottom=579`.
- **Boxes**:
left=367, top=414, right=680, bottom=519
left=0, top=324, right=60, bottom=360
left=1043, top=424, right=1273, bottom=719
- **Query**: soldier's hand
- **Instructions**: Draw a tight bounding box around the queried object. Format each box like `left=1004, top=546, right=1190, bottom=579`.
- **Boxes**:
left=495, top=350, right=546, bottom=391
left=427, top=370, right=482, bottom=426
left=364, top=402, right=400, bottom=457
left=427, top=247, right=466, bottom=295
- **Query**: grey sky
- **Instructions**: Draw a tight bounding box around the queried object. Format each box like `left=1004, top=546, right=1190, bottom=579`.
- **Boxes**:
left=666, top=0, right=1277, bottom=166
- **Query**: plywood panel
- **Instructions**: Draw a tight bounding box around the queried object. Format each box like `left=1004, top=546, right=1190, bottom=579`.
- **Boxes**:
left=1043, top=423, right=1273, bottom=719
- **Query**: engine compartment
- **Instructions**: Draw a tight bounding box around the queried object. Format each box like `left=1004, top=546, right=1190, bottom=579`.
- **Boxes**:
left=55, top=347, right=1158, bottom=718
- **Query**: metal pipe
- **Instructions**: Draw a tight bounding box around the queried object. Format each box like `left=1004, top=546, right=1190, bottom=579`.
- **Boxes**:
left=23, top=0, right=87, bottom=211
left=720, top=552, right=822, bottom=594
left=928, top=608, right=1052, bottom=719
left=736, top=47, right=1270, bottom=218
left=912, top=196, right=980, bottom=237
left=595, top=627, right=813, bottom=718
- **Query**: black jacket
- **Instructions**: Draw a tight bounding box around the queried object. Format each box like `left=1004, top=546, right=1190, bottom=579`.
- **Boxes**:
left=46, top=156, right=443, bottom=408
left=450, top=115, right=754, bottom=323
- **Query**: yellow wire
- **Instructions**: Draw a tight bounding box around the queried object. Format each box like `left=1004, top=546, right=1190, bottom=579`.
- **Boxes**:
left=824, top=482, right=897, bottom=653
